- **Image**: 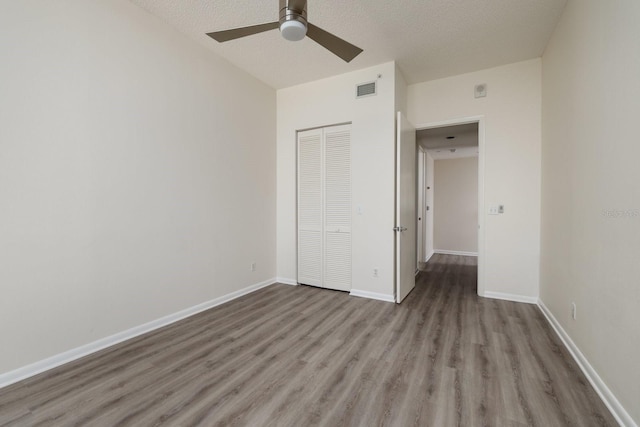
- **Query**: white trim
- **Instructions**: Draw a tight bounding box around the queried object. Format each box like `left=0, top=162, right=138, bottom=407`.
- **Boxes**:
left=424, top=250, right=435, bottom=263
left=0, top=277, right=278, bottom=390
left=434, top=249, right=478, bottom=257
left=477, top=118, right=486, bottom=299
left=414, top=116, right=485, bottom=298
left=482, top=291, right=538, bottom=304
left=538, top=300, right=637, bottom=427
left=417, top=146, right=426, bottom=266
left=275, top=277, right=299, bottom=286
left=349, top=289, right=395, bottom=303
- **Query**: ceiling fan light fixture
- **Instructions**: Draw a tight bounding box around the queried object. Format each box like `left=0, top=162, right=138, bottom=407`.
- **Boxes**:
left=280, top=20, right=307, bottom=41
left=206, top=0, right=363, bottom=62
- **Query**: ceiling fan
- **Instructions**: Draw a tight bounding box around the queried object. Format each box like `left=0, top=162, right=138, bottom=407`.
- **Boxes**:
left=206, top=0, right=363, bottom=63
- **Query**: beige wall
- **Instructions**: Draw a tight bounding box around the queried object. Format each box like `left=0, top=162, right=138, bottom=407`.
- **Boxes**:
left=434, top=157, right=478, bottom=253
left=408, top=59, right=542, bottom=300
left=277, top=63, right=398, bottom=299
left=0, top=0, right=276, bottom=375
left=541, top=0, right=640, bottom=423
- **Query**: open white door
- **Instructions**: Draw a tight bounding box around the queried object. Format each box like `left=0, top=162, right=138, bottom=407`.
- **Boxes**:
left=395, top=112, right=416, bottom=303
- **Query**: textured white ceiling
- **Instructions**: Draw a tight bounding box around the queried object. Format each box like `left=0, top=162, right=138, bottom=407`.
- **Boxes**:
left=428, top=147, right=478, bottom=160
left=129, top=0, right=567, bottom=89
left=418, top=123, right=478, bottom=150
left=418, top=123, right=479, bottom=159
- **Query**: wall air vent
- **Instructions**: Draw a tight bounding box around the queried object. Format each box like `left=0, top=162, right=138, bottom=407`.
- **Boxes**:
left=356, top=81, right=377, bottom=98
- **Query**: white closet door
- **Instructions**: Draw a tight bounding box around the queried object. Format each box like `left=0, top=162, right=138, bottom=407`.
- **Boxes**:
left=323, top=125, right=351, bottom=291
left=297, top=128, right=323, bottom=287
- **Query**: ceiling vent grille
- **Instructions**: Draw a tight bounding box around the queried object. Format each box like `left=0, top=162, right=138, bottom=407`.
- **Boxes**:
left=356, top=81, right=376, bottom=98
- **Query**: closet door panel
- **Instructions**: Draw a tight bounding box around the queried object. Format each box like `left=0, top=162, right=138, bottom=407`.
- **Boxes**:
left=324, top=125, right=351, bottom=291
left=298, top=231, right=322, bottom=286
left=297, top=129, right=323, bottom=287
left=324, top=231, right=351, bottom=291
left=324, top=126, right=352, bottom=232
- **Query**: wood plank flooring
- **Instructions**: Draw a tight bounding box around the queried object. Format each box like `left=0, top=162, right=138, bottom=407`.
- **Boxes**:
left=0, top=254, right=616, bottom=426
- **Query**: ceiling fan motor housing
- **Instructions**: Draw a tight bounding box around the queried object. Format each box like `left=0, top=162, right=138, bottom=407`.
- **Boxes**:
left=279, top=0, right=308, bottom=41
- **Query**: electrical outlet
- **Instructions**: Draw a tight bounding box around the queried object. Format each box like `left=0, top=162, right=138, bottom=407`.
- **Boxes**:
left=373, top=268, right=379, bottom=278
left=251, top=262, right=256, bottom=272
left=571, top=302, right=577, bottom=320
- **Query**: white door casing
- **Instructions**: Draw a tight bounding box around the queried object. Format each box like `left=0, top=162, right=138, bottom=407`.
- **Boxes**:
left=417, top=148, right=425, bottom=265
left=414, top=116, right=485, bottom=297
left=425, top=152, right=435, bottom=261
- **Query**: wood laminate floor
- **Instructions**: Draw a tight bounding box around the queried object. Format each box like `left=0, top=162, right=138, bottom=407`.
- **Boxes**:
left=0, top=254, right=616, bottom=426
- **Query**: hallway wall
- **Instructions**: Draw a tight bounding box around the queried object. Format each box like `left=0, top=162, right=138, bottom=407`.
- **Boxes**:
left=434, top=157, right=479, bottom=254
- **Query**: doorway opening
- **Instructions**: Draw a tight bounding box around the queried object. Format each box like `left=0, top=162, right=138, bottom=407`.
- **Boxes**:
left=415, top=118, right=484, bottom=296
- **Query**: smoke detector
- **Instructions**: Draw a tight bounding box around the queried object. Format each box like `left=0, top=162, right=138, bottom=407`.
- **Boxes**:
left=475, top=84, right=487, bottom=98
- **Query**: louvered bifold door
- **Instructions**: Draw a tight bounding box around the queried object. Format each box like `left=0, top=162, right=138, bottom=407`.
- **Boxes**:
left=297, top=129, right=323, bottom=287
left=323, top=125, right=352, bottom=291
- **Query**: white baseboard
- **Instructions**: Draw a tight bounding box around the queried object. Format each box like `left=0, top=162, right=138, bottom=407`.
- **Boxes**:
left=424, top=250, right=435, bottom=263
left=434, top=249, right=478, bottom=257
left=538, top=300, right=636, bottom=427
left=482, top=291, right=538, bottom=304
left=0, top=277, right=278, bottom=390
left=275, top=277, right=298, bottom=286
left=349, top=289, right=395, bottom=303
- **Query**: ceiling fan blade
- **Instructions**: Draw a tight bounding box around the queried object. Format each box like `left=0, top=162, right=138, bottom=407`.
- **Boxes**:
left=207, top=22, right=279, bottom=42
left=306, top=23, right=363, bottom=63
